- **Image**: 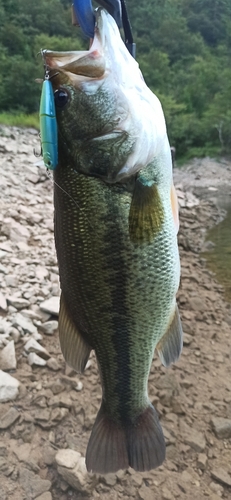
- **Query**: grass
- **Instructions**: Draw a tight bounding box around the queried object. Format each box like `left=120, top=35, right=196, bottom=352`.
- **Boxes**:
left=0, top=112, right=39, bottom=129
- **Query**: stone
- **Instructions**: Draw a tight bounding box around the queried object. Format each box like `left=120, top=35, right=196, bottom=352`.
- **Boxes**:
left=210, top=416, right=231, bottom=439
left=7, top=296, right=30, bottom=310
left=179, top=420, right=206, bottom=452
left=10, top=221, right=31, bottom=242
left=102, top=473, right=117, bottom=487
left=35, top=266, right=49, bottom=280
left=197, top=453, right=207, bottom=471
left=42, top=447, right=56, bottom=466
left=39, top=321, right=58, bottom=335
left=47, top=357, right=60, bottom=371
left=0, top=370, right=20, bottom=402
left=13, top=313, right=37, bottom=335
left=35, top=494, right=52, bottom=500
left=13, top=443, right=32, bottom=462
left=40, top=297, right=60, bottom=316
left=162, top=487, right=174, bottom=500
left=28, top=353, right=47, bottom=367
left=0, top=407, right=20, bottom=429
left=19, top=467, right=51, bottom=499
left=9, top=327, right=21, bottom=343
left=183, top=333, right=193, bottom=346
left=188, top=297, right=206, bottom=312
left=56, top=449, right=81, bottom=469
left=56, top=449, right=97, bottom=494
left=21, top=308, right=46, bottom=321
left=24, top=338, right=50, bottom=359
left=138, top=485, right=154, bottom=500
left=0, top=340, right=17, bottom=371
left=0, top=291, right=7, bottom=311
left=211, top=468, right=231, bottom=487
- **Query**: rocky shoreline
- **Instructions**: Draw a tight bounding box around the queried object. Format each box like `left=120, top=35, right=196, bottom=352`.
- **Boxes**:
left=0, top=126, right=231, bottom=500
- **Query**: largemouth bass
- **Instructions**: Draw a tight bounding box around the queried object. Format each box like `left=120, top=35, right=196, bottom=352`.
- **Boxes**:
left=43, top=8, right=183, bottom=474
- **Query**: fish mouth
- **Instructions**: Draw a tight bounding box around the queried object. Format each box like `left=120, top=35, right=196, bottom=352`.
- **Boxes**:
left=43, top=8, right=119, bottom=85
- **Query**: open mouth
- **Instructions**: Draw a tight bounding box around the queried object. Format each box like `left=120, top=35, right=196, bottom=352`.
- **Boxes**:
left=43, top=9, right=107, bottom=83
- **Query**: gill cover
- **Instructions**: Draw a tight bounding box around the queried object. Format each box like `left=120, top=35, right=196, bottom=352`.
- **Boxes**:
left=39, top=78, right=58, bottom=170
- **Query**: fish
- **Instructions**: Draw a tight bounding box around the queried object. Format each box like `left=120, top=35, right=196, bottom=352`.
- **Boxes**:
left=43, top=7, right=183, bottom=474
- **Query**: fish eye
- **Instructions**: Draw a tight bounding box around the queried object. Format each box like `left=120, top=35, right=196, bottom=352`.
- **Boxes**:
left=54, top=88, right=69, bottom=108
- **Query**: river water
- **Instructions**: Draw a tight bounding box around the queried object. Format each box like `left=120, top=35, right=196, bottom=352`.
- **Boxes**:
left=202, top=206, right=231, bottom=302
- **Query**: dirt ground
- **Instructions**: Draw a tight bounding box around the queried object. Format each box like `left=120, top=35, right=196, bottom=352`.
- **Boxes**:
left=0, top=127, right=231, bottom=500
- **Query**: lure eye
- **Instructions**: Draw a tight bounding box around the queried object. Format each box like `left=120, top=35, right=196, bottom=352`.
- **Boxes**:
left=54, top=88, right=69, bottom=108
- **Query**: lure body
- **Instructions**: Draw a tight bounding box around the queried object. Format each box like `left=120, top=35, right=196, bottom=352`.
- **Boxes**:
left=39, top=79, right=58, bottom=170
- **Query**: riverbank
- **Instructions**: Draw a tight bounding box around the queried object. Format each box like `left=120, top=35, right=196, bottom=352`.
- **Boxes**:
left=0, top=127, right=231, bottom=500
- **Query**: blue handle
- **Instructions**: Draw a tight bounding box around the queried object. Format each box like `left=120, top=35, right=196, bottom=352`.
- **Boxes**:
left=73, top=0, right=95, bottom=38
left=73, top=0, right=122, bottom=38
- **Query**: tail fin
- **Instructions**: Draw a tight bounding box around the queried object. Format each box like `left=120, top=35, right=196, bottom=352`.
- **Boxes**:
left=86, top=404, right=165, bottom=474
left=127, top=405, right=166, bottom=472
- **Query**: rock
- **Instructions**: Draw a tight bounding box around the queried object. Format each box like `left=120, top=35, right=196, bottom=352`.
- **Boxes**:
left=35, top=493, right=52, bottom=500
left=7, top=296, right=30, bottom=310
left=183, top=333, right=193, bottom=346
left=179, top=420, right=206, bottom=452
left=24, top=338, right=50, bottom=359
left=102, top=473, right=117, bottom=487
left=56, top=449, right=81, bottom=469
left=0, top=291, right=7, bottom=311
left=56, top=449, right=97, bottom=494
left=19, top=467, right=51, bottom=499
left=138, top=485, right=154, bottom=500
left=0, top=340, right=17, bottom=371
left=0, top=407, right=20, bottom=429
left=28, top=353, right=47, bottom=367
left=39, top=321, right=58, bottom=335
left=0, top=370, right=20, bottom=402
left=10, top=221, right=31, bottom=242
left=162, top=487, right=174, bottom=500
left=35, top=266, right=49, bottom=280
left=31, top=331, right=43, bottom=342
left=188, top=297, right=206, bottom=312
left=49, top=381, right=65, bottom=395
left=211, top=468, right=231, bottom=487
left=42, top=447, right=56, bottom=466
left=47, top=358, right=61, bottom=371
left=197, top=453, right=207, bottom=471
left=210, top=416, right=231, bottom=439
left=9, top=327, right=21, bottom=343
left=40, top=297, right=60, bottom=316
left=13, top=313, right=37, bottom=335
left=13, top=442, right=32, bottom=462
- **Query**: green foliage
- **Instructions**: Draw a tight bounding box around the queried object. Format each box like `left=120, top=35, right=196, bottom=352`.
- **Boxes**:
left=0, top=0, right=231, bottom=157
left=0, top=112, right=39, bottom=128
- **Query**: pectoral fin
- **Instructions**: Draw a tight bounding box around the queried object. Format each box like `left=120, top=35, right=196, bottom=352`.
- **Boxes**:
left=129, top=177, right=164, bottom=244
left=156, top=305, right=183, bottom=367
left=59, top=293, right=91, bottom=373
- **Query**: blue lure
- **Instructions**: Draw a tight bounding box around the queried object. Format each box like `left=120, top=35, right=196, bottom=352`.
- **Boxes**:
left=39, top=78, right=58, bottom=170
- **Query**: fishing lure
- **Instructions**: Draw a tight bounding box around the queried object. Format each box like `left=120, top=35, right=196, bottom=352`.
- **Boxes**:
left=39, top=73, right=58, bottom=170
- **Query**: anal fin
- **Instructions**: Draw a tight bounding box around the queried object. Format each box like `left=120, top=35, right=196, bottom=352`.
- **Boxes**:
left=156, top=305, right=183, bottom=367
left=58, top=292, right=91, bottom=373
